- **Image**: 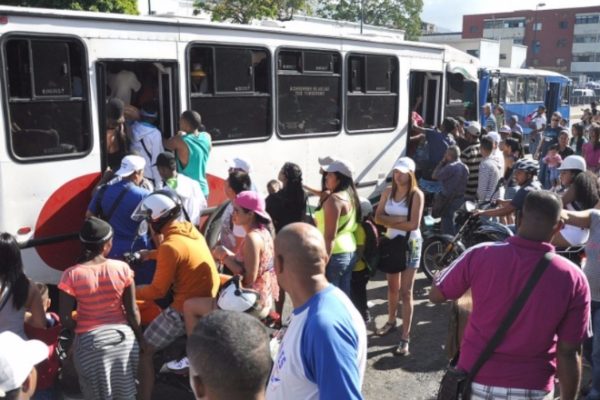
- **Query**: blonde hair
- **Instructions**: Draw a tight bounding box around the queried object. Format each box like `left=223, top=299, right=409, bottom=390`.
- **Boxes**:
left=391, top=170, right=417, bottom=200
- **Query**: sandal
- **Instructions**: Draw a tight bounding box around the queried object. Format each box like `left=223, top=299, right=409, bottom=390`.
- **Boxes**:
left=395, top=339, right=410, bottom=356
left=375, top=321, right=397, bottom=336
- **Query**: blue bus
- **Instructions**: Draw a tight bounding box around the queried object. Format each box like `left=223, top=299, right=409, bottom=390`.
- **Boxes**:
left=479, top=67, right=571, bottom=135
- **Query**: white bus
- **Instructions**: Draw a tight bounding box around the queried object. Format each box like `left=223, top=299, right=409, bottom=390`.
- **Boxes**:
left=0, top=6, right=478, bottom=284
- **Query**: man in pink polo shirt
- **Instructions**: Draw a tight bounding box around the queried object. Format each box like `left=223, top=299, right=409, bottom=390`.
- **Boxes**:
left=430, top=190, right=590, bottom=400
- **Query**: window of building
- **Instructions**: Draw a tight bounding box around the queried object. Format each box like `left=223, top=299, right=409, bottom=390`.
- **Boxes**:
left=277, top=49, right=341, bottom=136
left=533, top=22, right=542, bottom=31
left=575, top=15, right=600, bottom=25
left=4, top=36, right=91, bottom=160
left=500, top=53, right=507, bottom=60
left=526, top=77, right=545, bottom=102
left=503, top=19, right=525, bottom=28
left=513, top=37, right=524, bottom=44
left=469, top=26, right=479, bottom=33
left=556, top=38, right=567, bottom=48
left=559, top=20, right=568, bottom=29
left=188, top=45, right=271, bottom=142
left=572, top=53, right=596, bottom=62
left=532, top=59, right=539, bottom=66
left=574, top=34, right=598, bottom=43
left=532, top=41, right=541, bottom=54
left=466, top=49, right=480, bottom=58
left=346, top=54, right=398, bottom=132
left=556, top=58, right=565, bottom=66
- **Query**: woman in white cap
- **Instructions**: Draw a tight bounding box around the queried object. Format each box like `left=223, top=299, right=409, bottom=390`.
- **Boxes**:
left=374, top=157, right=424, bottom=356
left=314, top=158, right=360, bottom=297
left=552, top=156, right=598, bottom=248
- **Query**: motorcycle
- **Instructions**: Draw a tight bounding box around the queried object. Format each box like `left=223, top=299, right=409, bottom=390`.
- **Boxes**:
left=420, top=200, right=586, bottom=281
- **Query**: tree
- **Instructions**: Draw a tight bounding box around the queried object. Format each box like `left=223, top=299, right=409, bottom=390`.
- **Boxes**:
left=0, top=0, right=138, bottom=14
left=317, top=0, right=423, bottom=40
left=194, top=0, right=309, bottom=24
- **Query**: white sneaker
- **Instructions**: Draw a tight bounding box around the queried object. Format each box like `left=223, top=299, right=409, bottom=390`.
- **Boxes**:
left=166, top=356, right=189, bottom=372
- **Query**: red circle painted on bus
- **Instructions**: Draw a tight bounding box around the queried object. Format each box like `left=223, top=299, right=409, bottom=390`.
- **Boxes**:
left=35, top=173, right=100, bottom=271
left=35, top=173, right=226, bottom=271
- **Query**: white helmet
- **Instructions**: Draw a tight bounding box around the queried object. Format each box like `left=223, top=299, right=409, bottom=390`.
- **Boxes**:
left=557, top=155, right=586, bottom=172
left=217, top=276, right=263, bottom=318
left=359, top=197, right=373, bottom=218
left=131, top=190, right=182, bottom=231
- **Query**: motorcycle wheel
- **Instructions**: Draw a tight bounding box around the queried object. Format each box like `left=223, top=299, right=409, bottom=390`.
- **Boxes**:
left=421, top=236, right=466, bottom=281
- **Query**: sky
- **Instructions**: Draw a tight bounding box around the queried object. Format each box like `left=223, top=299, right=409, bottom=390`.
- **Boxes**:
left=422, top=0, right=600, bottom=32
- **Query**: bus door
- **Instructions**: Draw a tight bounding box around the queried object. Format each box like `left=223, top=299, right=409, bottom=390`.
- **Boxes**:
left=95, top=60, right=179, bottom=170
left=545, top=82, right=561, bottom=117
left=423, top=74, right=441, bottom=127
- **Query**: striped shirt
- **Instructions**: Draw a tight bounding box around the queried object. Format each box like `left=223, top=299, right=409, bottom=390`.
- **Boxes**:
left=477, top=157, right=502, bottom=202
left=59, top=260, right=134, bottom=334
left=460, top=142, right=482, bottom=199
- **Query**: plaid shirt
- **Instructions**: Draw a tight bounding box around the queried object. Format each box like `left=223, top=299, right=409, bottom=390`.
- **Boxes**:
left=471, top=382, right=553, bottom=400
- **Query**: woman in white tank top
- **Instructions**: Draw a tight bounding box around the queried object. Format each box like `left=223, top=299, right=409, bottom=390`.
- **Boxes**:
left=374, top=158, right=424, bottom=356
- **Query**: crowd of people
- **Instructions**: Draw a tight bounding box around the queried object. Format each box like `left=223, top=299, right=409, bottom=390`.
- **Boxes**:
left=1, top=97, right=600, bottom=400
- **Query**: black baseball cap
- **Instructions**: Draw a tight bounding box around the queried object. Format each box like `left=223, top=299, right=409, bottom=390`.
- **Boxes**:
left=154, top=151, right=176, bottom=168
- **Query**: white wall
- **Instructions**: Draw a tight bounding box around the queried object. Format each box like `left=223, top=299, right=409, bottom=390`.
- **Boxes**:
left=499, top=39, right=527, bottom=68
left=139, top=0, right=196, bottom=16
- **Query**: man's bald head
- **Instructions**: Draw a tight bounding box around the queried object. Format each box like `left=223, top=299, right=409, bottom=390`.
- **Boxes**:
left=275, top=223, right=328, bottom=278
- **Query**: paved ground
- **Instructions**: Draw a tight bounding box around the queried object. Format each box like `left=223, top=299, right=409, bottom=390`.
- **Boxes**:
left=362, top=270, right=449, bottom=400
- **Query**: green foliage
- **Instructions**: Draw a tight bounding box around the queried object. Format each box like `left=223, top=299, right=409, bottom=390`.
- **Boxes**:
left=194, top=0, right=309, bottom=23
left=0, top=0, right=138, bottom=14
left=317, top=0, right=423, bottom=40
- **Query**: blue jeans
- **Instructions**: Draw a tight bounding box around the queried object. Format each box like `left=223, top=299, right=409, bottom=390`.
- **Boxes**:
left=326, top=252, right=355, bottom=297
left=441, top=195, right=464, bottom=236
left=586, top=301, right=600, bottom=400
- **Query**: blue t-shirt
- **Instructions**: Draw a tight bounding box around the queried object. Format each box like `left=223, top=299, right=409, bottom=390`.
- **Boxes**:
left=88, top=180, right=151, bottom=257
left=510, top=179, right=542, bottom=216
left=267, top=285, right=367, bottom=400
left=426, top=129, right=456, bottom=166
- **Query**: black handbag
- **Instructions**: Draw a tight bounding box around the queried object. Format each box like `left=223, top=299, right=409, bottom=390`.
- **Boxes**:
left=378, top=191, right=414, bottom=274
left=437, top=253, right=553, bottom=400
left=377, top=235, right=408, bottom=273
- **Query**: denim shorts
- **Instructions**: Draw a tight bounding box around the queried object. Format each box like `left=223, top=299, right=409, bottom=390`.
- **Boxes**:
left=406, top=237, right=423, bottom=269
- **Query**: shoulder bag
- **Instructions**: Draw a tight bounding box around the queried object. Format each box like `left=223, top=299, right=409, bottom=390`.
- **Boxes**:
left=378, top=191, right=414, bottom=274
left=437, top=252, right=553, bottom=400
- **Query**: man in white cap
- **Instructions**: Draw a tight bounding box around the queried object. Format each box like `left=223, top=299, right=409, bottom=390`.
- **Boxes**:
left=228, top=157, right=258, bottom=192
left=87, top=155, right=154, bottom=284
left=485, top=131, right=505, bottom=181
left=0, top=331, right=48, bottom=400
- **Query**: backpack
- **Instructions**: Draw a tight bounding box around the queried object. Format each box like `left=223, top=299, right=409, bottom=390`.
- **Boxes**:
left=361, top=219, right=380, bottom=276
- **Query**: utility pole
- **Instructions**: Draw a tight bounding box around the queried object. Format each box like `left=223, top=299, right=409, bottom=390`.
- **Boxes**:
left=360, top=0, right=364, bottom=34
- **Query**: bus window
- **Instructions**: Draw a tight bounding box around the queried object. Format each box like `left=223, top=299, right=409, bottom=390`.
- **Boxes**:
left=561, top=84, right=570, bottom=105
left=487, top=77, right=500, bottom=104
left=347, top=54, right=398, bottom=132
left=516, top=77, right=525, bottom=103
left=445, top=72, right=477, bottom=121
left=188, top=45, right=270, bottom=142
left=4, top=37, right=91, bottom=160
left=505, top=77, right=516, bottom=103
left=526, top=77, right=545, bottom=102
left=277, top=49, right=341, bottom=136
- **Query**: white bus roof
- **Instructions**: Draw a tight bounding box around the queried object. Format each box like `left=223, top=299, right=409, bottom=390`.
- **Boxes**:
left=0, top=5, right=451, bottom=53
left=485, top=66, right=570, bottom=79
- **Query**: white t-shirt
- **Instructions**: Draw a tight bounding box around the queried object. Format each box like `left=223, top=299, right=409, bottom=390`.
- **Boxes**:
left=165, top=174, right=207, bottom=227
left=108, top=70, right=141, bottom=105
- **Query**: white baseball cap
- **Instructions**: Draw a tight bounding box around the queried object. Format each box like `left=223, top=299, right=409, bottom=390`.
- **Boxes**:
left=115, top=155, right=146, bottom=177
left=228, top=157, right=252, bottom=174
left=321, top=158, right=354, bottom=179
left=0, top=331, right=48, bottom=396
left=558, top=155, right=586, bottom=172
left=318, top=156, right=336, bottom=166
left=465, top=121, right=481, bottom=136
left=499, top=125, right=511, bottom=134
left=486, top=131, right=501, bottom=144
left=392, top=157, right=416, bottom=173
